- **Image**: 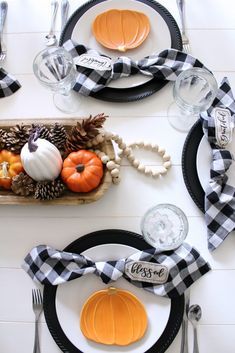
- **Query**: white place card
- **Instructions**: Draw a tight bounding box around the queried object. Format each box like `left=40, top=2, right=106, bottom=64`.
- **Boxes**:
left=125, top=260, right=169, bottom=284
left=74, top=54, right=112, bottom=71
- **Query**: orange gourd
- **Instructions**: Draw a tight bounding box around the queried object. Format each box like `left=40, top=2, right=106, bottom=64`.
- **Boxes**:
left=92, top=9, right=150, bottom=52
left=80, top=287, right=148, bottom=346
left=61, top=150, right=103, bottom=193
left=0, top=150, right=24, bottom=189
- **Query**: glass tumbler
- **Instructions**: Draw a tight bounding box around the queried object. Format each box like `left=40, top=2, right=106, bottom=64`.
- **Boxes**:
left=33, top=46, right=79, bottom=113
left=167, top=67, right=218, bottom=132
left=141, top=204, right=189, bottom=250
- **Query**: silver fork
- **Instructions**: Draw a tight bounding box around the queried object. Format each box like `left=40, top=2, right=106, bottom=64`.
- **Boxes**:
left=32, top=289, right=43, bottom=353
left=0, top=1, right=8, bottom=61
left=176, top=0, right=190, bottom=53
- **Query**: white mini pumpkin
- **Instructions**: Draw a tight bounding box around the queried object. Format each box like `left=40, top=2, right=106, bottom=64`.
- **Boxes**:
left=21, top=133, right=63, bottom=181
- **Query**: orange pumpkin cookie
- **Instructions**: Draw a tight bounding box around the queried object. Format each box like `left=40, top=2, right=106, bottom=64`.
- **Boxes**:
left=80, top=287, right=148, bottom=346
left=61, top=150, right=103, bottom=193
left=92, top=9, right=150, bottom=52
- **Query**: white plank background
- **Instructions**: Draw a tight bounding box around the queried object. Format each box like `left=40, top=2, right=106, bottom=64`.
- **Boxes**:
left=0, top=0, right=235, bottom=352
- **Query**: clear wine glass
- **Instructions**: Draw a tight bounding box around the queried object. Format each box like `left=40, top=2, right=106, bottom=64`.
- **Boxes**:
left=33, top=46, right=80, bottom=113
left=141, top=204, right=189, bottom=250
left=167, top=67, right=218, bottom=132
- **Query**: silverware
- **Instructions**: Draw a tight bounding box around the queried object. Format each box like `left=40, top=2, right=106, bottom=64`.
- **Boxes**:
left=187, top=304, right=202, bottom=353
left=61, top=0, right=69, bottom=32
left=0, top=1, right=8, bottom=61
left=45, top=0, right=59, bottom=46
left=180, top=290, right=190, bottom=353
left=176, top=0, right=190, bottom=53
left=32, top=289, right=43, bottom=353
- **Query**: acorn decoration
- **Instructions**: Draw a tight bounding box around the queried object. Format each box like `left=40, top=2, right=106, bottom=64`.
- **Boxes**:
left=20, top=130, right=63, bottom=182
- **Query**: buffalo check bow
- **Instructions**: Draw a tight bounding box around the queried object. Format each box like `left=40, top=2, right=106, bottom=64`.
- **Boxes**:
left=200, top=77, right=235, bottom=251
left=62, top=39, right=207, bottom=96
left=22, top=243, right=210, bottom=298
left=0, top=68, right=21, bottom=97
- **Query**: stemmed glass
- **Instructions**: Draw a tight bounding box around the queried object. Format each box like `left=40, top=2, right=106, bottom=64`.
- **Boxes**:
left=33, top=46, right=80, bottom=113
left=167, top=68, right=218, bottom=132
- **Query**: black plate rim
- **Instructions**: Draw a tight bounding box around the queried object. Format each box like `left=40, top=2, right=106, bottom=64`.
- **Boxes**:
left=59, top=0, right=182, bottom=103
left=182, top=120, right=205, bottom=213
left=43, top=229, right=184, bottom=353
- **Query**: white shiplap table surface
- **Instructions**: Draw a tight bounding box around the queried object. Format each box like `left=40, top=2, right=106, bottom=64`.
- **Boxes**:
left=0, top=1, right=235, bottom=352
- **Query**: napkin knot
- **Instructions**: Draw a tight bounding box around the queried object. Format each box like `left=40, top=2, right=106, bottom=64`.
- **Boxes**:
left=22, top=243, right=210, bottom=298
left=94, top=260, right=126, bottom=284
left=201, top=77, right=235, bottom=251
left=62, top=40, right=208, bottom=96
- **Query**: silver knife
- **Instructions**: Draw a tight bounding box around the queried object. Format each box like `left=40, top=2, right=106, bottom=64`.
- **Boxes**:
left=180, top=290, right=190, bottom=353
left=61, top=0, right=69, bottom=31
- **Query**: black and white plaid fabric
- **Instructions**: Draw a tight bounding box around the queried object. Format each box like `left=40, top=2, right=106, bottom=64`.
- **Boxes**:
left=200, top=77, right=235, bottom=251
left=23, top=243, right=210, bottom=298
left=0, top=68, right=21, bottom=97
left=62, top=39, right=207, bottom=96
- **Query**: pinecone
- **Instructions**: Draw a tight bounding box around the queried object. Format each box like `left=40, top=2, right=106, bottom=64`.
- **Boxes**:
left=0, top=128, right=8, bottom=150
left=50, top=123, right=67, bottom=151
left=34, top=179, right=65, bottom=200
left=11, top=172, right=36, bottom=196
left=31, top=124, right=51, bottom=140
left=66, top=113, right=107, bottom=152
left=5, top=124, right=31, bottom=153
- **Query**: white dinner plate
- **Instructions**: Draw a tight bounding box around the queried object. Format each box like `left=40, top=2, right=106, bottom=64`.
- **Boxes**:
left=43, top=229, right=184, bottom=353
left=55, top=243, right=171, bottom=353
left=69, top=0, right=171, bottom=89
left=60, top=0, right=182, bottom=102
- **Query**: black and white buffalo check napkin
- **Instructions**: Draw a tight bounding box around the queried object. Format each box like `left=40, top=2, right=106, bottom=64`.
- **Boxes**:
left=23, top=243, right=210, bottom=298
left=0, top=68, right=21, bottom=97
left=62, top=39, right=207, bottom=96
left=200, top=77, right=235, bottom=251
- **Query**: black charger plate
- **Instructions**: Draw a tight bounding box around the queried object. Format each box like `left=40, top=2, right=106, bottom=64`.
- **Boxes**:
left=43, top=229, right=184, bottom=353
left=182, top=120, right=205, bottom=212
left=59, top=0, right=182, bottom=102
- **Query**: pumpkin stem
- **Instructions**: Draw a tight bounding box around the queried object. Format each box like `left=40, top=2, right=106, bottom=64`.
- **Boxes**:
left=76, top=164, right=85, bottom=173
left=28, top=129, right=40, bottom=153
left=107, top=287, right=117, bottom=295
left=0, top=161, right=10, bottom=179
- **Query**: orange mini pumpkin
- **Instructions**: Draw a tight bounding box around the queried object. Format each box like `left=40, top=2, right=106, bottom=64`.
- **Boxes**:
left=92, top=9, right=150, bottom=52
left=80, top=287, right=148, bottom=346
left=61, top=150, right=103, bottom=193
left=0, top=150, right=24, bottom=189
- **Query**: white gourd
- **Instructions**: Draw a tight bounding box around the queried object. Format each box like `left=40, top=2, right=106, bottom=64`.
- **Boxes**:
left=20, top=134, right=63, bottom=181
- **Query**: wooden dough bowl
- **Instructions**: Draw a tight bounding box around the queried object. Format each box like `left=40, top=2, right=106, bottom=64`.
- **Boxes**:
left=0, top=118, right=114, bottom=205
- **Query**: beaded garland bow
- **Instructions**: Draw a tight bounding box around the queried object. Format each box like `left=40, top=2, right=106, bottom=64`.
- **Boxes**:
left=23, top=242, right=210, bottom=298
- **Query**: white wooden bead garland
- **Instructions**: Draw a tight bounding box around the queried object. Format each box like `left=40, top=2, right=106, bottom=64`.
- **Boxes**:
left=88, top=131, right=171, bottom=184
left=89, top=148, right=121, bottom=185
